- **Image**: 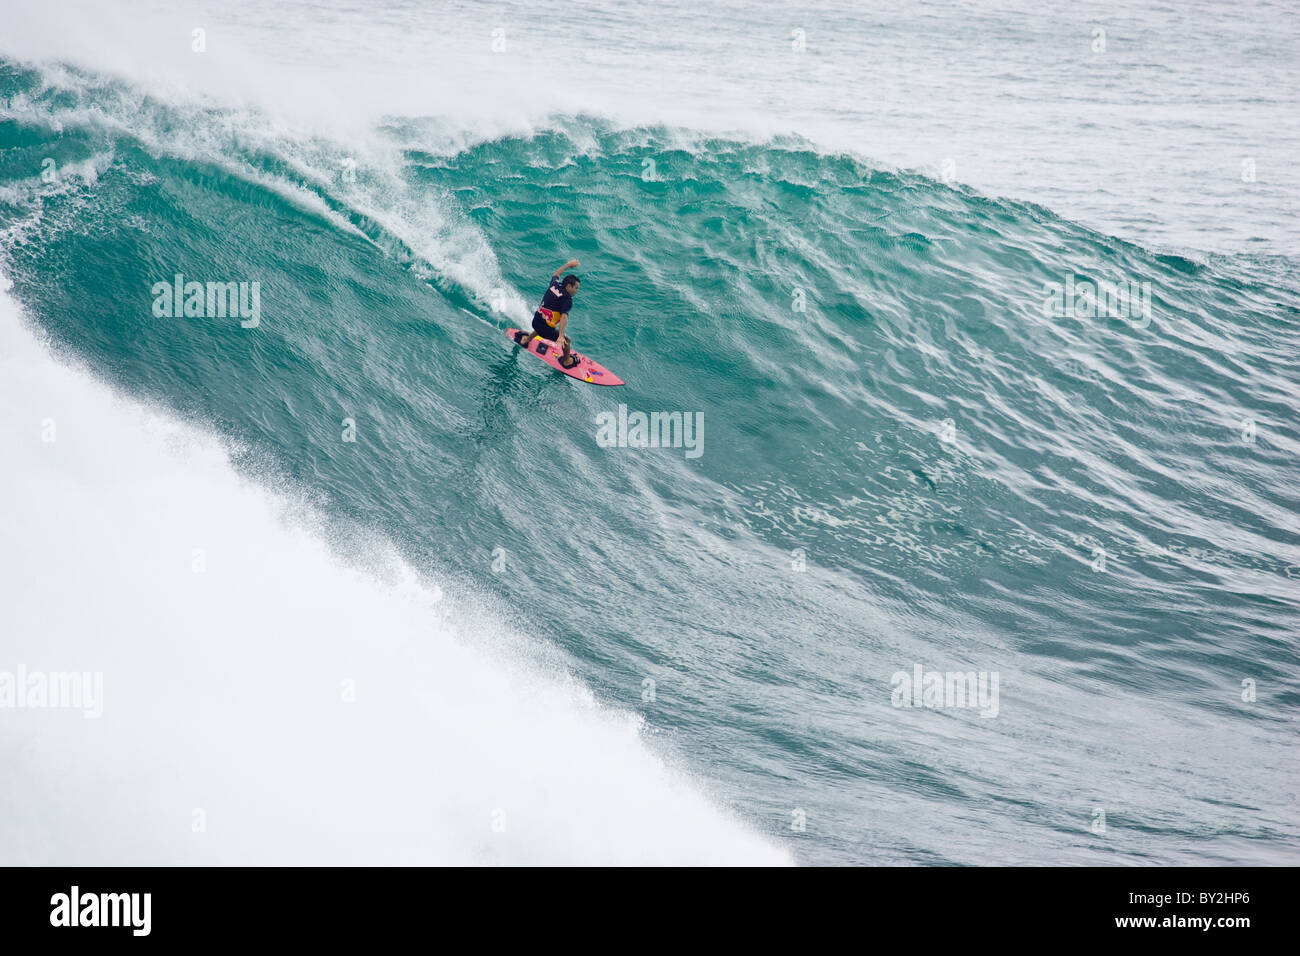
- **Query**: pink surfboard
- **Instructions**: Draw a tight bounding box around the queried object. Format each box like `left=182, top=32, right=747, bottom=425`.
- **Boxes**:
left=506, top=328, right=625, bottom=386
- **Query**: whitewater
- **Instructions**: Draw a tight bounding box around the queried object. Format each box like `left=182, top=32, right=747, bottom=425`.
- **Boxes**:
left=0, top=274, right=789, bottom=865
left=2, top=0, right=1298, bottom=866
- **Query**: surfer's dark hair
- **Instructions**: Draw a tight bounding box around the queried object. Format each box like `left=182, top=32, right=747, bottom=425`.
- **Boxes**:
left=562, top=274, right=580, bottom=289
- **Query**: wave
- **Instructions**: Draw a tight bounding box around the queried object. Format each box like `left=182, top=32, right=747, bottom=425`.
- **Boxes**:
left=2, top=55, right=1298, bottom=864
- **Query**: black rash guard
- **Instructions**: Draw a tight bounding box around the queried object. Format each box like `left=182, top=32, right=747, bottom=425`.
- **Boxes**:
left=531, top=275, right=575, bottom=341
left=535, top=275, right=573, bottom=325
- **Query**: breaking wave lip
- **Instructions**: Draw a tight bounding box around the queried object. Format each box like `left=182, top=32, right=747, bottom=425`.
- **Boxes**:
left=0, top=271, right=792, bottom=866
left=0, top=57, right=545, bottom=322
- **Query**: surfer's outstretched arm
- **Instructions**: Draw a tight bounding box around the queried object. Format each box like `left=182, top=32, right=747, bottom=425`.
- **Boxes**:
left=553, top=258, right=579, bottom=278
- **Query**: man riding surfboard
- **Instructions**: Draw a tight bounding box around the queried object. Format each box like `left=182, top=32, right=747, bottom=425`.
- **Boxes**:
left=513, top=258, right=581, bottom=369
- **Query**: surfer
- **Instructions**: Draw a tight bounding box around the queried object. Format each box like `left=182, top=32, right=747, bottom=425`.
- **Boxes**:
left=514, top=258, right=581, bottom=369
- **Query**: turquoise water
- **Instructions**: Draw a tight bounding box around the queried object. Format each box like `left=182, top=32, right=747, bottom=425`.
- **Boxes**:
left=1, top=3, right=1298, bottom=865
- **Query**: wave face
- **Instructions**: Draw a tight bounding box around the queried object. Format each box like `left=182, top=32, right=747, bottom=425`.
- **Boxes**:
left=2, top=37, right=1299, bottom=865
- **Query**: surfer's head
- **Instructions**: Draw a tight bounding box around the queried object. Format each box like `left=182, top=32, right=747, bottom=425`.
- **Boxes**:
left=562, top=274, right=580, bottom=294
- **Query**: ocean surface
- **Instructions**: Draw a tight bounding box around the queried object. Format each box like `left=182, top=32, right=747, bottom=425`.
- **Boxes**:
left=1, top=0, right=1297, bottom=865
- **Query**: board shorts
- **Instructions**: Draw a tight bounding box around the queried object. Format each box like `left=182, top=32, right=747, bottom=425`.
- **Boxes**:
left=532, top=311, right=561, bottom=342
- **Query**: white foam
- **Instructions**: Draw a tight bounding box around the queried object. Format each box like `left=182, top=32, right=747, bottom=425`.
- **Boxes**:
left=0, top=275, right=789, bottom=864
